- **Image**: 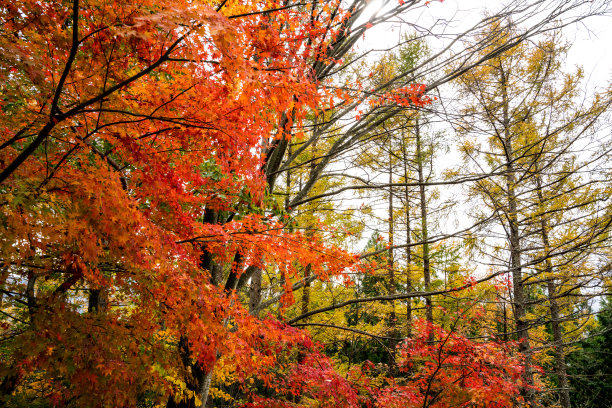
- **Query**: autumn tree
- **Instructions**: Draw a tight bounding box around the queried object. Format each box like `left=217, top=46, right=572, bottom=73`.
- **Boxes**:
left=2, top=0, right=612, bottom=407
left=454, top=23, right=612, bottom=407
left=282, top=0, right=612, bottom=332
left=0, top=1, right=358, bottom=406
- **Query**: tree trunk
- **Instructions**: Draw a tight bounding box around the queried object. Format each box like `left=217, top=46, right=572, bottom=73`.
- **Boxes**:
left=166, top=336, right=210, bottom=408
left=0, top=268, right=8, bottom=310
left=502, top=302, right=509, bottom=342
left=386, top=141, right=398, bottom=367
left=415, top=119, right=433, bottom=341
left=88, top=289, right=108, bottom=313
left=26, top=271, right=37, bottom=319
left=402, top=132, right=413, bottom=338
left=535, top=173, right=571, bottom=408
left=249, top=268, right=263, bottom=317
left=547, top=278, right=571, bottom=408
left=499, top=65, right=536, bottom=405
left=167, top=209, right=220, bottom=408
left=301, top=265, right=311, bottom=321
left=388, top=147, right=396, bottom=332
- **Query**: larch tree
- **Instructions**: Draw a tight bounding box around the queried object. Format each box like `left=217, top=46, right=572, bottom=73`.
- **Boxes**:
left=454, top=23, right=612, bottom=407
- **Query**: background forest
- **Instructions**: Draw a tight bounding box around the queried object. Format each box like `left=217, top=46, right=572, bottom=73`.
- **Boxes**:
left=2, top=0, right=612, bottom=407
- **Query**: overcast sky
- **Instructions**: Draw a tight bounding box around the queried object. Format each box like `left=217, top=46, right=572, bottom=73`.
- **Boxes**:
left=358, top=0, right=612, bottom=91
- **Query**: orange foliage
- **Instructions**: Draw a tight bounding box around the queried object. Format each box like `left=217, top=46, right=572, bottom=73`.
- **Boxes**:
left=0, top=0, right=357, bottom=406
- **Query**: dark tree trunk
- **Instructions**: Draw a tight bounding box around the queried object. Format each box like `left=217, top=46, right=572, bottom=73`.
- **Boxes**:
left=499, top=65, right=536, bottom=405
left=535, top=172, right=571, bottom=408
left=415, top=120, right=433, bottom=342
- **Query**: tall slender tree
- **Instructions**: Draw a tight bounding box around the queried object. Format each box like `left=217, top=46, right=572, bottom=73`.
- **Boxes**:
left=455, top=24, right=612, bottom=407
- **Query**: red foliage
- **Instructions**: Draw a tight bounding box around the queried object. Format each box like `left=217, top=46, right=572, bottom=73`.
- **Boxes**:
left=376, top=319, right=528, bottom=408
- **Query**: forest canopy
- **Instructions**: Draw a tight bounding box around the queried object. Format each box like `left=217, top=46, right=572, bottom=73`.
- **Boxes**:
left=1, top=1, right=612, bottom=407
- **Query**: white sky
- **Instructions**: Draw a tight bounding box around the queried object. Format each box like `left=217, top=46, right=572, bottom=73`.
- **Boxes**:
left=358, top=0, right=612, bottom=91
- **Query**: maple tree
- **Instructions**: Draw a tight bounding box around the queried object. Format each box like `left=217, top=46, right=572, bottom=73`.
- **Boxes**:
left=380, top=318, right=529, bottom=408
left=0, top=0, right=362, bottom=406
